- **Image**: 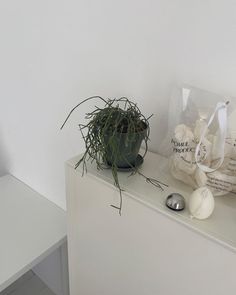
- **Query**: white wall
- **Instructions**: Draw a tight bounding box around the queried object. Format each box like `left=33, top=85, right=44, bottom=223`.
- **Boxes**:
left=0, top=0, right=236, bottom=209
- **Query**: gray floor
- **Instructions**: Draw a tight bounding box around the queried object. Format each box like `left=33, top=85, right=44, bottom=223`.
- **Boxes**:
left=0, top=271, right=55, bottom=295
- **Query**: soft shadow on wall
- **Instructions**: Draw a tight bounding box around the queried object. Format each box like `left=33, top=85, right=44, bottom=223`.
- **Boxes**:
left=0, top=130, right=10, bottom=177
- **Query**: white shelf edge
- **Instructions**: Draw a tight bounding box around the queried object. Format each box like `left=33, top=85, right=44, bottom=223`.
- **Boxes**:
left=67, top=152, right=236, bottom=254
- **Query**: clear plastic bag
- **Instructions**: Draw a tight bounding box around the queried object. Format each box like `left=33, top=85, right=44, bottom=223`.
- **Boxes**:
left=160, top=85, right=236, bottom=196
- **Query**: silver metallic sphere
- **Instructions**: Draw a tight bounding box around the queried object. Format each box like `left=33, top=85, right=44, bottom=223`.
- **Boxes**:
left=166, top=193, right=185, bottom=211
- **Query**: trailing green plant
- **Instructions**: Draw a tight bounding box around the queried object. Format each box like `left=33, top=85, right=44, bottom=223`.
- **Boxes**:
left=61, top=96, right=167, bottom=215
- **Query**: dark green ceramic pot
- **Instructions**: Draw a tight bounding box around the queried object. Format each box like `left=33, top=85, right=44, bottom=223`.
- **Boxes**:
left=104, top=122, right=148, bottom=168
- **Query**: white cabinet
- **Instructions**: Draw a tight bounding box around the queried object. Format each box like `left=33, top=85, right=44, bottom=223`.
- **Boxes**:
left=66, top=151, right=236, bottom=295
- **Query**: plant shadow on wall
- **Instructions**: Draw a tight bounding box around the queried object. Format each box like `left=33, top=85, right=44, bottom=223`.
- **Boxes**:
left=61, top=96, right=168, bottom=215
left=0, top=130, right=10, bottom=177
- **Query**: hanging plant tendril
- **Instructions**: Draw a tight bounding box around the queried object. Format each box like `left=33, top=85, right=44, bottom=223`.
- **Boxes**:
left=61, top=96, right=166, bottom=214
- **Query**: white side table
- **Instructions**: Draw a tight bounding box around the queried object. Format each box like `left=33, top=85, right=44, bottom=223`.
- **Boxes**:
left=0, top=175, right=67, bottom=292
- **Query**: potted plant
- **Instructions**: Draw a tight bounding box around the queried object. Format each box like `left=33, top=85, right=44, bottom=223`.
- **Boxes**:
left=61, top=96, right=161, bottom=214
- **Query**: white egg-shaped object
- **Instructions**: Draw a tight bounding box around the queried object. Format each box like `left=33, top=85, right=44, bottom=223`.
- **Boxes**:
left=189, top=187, right=215, bottom=220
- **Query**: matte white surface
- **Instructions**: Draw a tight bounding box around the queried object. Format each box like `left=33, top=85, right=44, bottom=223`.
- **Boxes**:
left=33, top=243, right=69, bottom=295
left=66, top=151, right=236, bottom=295
left=1, top=0, right=236, bottom=209
left=0, top=175, right=67, bottom=292
left=67, top=151, right=236, bottom=252
left=0, top=271, right=55, bottom=295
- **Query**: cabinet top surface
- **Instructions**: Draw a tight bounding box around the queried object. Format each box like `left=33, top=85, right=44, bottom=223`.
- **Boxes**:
left=67, top=151, right=236, bottom=253
left=0, top=175, right=67, bottom=292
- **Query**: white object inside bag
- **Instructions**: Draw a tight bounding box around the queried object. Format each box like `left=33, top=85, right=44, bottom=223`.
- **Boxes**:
left=166, top=85, right=236, bottom=196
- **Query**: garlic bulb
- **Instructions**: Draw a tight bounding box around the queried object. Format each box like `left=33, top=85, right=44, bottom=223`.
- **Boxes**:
left=175, top=124, right=194, bottom=142
left=170, top=156, right=197, bottom=188
left=189, top=187, right=214, bottom=220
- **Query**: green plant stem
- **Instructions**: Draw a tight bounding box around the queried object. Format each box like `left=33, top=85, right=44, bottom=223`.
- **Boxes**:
left=137, top=171, right=168, bottom=191
left=110, top=189, right=123, bottom=216
left=60, top=95, right=108, bottom=130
